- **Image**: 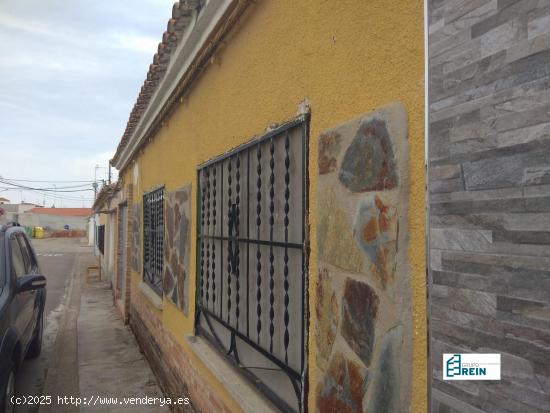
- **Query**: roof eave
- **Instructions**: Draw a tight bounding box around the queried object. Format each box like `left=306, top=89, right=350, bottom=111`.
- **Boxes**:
left=112, top=0, right=237, bottom=172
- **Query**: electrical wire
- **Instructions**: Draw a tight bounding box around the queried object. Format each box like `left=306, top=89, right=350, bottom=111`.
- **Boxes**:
left=0, top=176, right=105, bottom=206
left=0, top=188, right=94, bottom=202
left=0, top=178, right=96, bottom=183
left=0, top=179, right=94, bottom=192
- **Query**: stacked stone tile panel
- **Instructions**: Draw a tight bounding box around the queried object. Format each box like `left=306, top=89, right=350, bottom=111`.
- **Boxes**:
left=429, top=1, right=550, bottom=411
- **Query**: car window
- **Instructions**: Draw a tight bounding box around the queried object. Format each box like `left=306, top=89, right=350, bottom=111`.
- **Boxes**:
left=17, top=234, right=35, bottom=274
left=10, top=235, right=27, bottom=278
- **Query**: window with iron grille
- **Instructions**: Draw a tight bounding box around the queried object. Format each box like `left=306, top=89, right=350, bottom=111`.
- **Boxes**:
left=196, top=116, right=309, bottom=413
left=143, top=187, right=164, bottom=295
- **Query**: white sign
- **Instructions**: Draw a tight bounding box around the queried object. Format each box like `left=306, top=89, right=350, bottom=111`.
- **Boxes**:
left=443, top=354, right=501, bottom=380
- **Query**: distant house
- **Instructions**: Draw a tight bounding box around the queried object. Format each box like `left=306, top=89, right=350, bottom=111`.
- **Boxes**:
left=26, top=207, right=91, bottom=217
left=18, top=207, right=92, bottom=231
left=91, top=183, right=127, bottom=315
left=0, top=202, right=41, bottom=222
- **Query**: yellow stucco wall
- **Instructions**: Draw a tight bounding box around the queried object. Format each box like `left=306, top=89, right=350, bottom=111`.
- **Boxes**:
left=121, top=0, right=426, bottom=411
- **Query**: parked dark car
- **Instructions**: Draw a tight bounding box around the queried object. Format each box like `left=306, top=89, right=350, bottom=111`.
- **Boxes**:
left=0, top=222, right=46, bottom=413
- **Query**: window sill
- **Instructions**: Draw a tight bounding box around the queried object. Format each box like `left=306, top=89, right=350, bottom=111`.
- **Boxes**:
left=184, top=335, right=279, bottom=413
left=138, top=282, right=163, bottom=310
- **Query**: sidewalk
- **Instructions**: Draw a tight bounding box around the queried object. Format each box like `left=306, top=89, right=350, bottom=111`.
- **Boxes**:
left=41, top=251, right=168, bottom=412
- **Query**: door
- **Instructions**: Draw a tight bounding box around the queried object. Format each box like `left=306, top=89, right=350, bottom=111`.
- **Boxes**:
left=116, top=205, right=127, bottom=299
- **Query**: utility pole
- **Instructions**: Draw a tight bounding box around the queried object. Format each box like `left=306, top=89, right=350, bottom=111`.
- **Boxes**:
left=94, top=164, right=100, bottom=200
left=94, top=164, right=108, bottom=198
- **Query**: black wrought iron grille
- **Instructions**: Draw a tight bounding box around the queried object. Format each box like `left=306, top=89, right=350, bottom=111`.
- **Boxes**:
left=143, top=187, right=164, bottom=295
left=196, top=116, right=308, bottom=413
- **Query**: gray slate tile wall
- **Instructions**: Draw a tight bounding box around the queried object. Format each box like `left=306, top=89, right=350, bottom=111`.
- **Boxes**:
left=429, top=1, right=550, bottom=412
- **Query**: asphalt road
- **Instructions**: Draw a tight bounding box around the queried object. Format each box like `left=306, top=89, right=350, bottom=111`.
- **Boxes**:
left=14, top=238, right=91, bottom=413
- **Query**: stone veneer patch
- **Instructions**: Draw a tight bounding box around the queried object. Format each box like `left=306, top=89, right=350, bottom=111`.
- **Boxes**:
left=163, top=185, right=191, bottom=315
left=315, top=103, right=411, bottom=413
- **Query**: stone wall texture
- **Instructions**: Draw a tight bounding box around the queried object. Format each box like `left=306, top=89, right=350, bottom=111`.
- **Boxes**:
left=429, top=1, right=550, bottom=411
left=163, top=185, right=191, bottom=314
left=316, top=103, right=411, bottom=412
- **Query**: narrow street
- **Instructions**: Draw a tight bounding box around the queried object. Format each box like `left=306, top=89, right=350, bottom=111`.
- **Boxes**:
left=12, top=238, right=167, bottom=413
left=15, top=238, right=80, bottom=412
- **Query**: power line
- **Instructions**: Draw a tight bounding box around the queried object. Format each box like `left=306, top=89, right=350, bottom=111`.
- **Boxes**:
left=0, top=188, right=94, bottom=201
left=0, top=179, right=94, bottom=192
left=0, top=181, right=92, bottom=190
left=0, top=178, right=96, bottom=183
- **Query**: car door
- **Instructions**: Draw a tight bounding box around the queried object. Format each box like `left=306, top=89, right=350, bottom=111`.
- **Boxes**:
left=17, top=233, right=40, bottom=336
left=8, top=233, right=34, bottom=345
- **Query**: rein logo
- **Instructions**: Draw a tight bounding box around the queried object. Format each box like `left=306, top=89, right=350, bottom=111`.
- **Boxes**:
left=443, top=354, right=500, bottom=380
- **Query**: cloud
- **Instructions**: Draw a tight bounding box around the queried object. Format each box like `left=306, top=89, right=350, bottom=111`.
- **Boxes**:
left=0, top=0, right=173, bottom=206
left=0, top=10, right=159, bottom=57
left=108, top=31, right=159, bottom=54
left=0, top=52, right=105, bottom=75
left=0, top=12, right=57, bottom=37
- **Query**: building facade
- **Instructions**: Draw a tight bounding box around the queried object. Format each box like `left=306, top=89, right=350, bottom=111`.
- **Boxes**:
left=100, top=0, right=550, bottom=412
left=93, top=183, right=132, bottom=320
left=110, top=0, right=426, bottom=412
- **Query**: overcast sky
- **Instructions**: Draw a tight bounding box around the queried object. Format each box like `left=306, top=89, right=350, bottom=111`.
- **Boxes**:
left=0, top=0, right=173, bottom=207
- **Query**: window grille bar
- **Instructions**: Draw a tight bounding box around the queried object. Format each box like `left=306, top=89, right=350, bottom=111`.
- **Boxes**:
left=227, top=158, right=233, bottom=324
left=212, top=167, right=217, bottom=310
left=206, top=168, right=211, bottom=308
left=198, top=234, right=302, bottom=250
left=235, top=154, right=241, bottom=330
left=220, top=164, right=224, bottom=319
left=200, top=175, right=206, bottom=303
left=283, top=132, right=290, bottom=364
left=256, top=143, right=262, bottom=345
left=268, top=138, right=275, bottom=353
left=246, top=150, right=251, bottom=338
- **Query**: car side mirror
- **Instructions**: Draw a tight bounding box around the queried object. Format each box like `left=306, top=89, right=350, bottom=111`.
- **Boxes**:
left=17, top=275, right=47, bottom=293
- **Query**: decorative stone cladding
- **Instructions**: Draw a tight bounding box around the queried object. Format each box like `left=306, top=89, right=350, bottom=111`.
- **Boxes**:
left=163, top=185, right=191, bottom=314
left=130, top=294, right=233, bottom=413
left=429, top=1, right=550, bottom=411
left=316, top=103, right=411, bottom=413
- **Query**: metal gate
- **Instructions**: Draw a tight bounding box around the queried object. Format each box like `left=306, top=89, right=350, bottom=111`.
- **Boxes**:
left=196, top=116, right=309, bottom=412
